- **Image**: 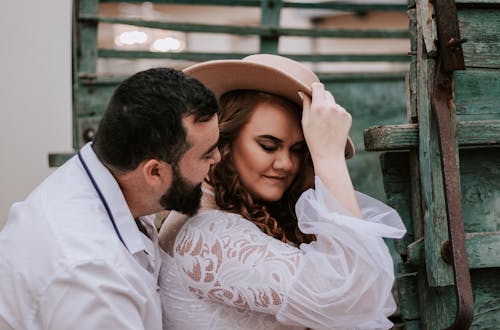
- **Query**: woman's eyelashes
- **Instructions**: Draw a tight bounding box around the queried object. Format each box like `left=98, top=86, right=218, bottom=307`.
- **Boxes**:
left=290, top=142, right=307, bottom=154
left=258, top=142, right=277, bottom=152
left=257, top=140, right=306, bottom=154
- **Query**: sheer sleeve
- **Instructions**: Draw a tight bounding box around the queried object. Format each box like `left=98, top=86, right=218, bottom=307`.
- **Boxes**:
left=172, top=177, right=406, bottom=330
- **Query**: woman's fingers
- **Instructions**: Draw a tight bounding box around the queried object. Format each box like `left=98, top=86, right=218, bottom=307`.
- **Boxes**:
left=300, top=91, right=312, bottom=124
left=325, top=90, right=336, bottom=104
left=311, top=82, right=325, bottom=104
left=301, top=82, right=352, bottom=160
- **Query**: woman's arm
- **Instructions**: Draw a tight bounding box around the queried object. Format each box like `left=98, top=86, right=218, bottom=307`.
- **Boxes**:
left=171, top=201, right=405, bottom=330
left=300, top=82, right=361, bottom=218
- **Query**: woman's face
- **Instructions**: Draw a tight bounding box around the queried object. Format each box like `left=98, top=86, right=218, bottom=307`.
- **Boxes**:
left=231, top=101, right=306, bottom=202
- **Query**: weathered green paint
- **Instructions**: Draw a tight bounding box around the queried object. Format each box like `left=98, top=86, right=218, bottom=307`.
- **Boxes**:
left=325, top=77, right=407, bottom=202
left=259, top=0, right=281, bottom=53
left=459, top=148, right=500, bottom=233
left=407, top=232, right=500, bottom=268
left=79, top=14, right=410, bottom=38
left=455, top=69, right=500, bottom=116
left=386, top=1, right=500, bottom=327
left=96, top=50, right=411, bottom=62
left=396, top=263, right=420, bottom=321
left=363, top=120, right=500, bottom=151
left=78, top=0, right=98, bottom=74
left=48, top=153, right=74, bottom=167
left=74, top=84, right=117, bottom=117
left=99, top=0, right=408, bottom=11
left=459, top=9, right=500, bottom=69
left=470, top=270, right=500, bottom=329
left=415, top=3, right=455, bottom=289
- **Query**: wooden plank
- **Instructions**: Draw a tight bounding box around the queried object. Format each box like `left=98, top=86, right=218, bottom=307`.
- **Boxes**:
left=455, top=69, right=500, bottom=115
left=79, top=14, right=410, bottom=38
left=363, top=120, right=500, bottom=151
left=380, top=152, right=414, bottom=255
left=74, top=84, right=117, bottom=117
left=78, top=0, right=98, bottom=74
left=460, top=148, right=500, bottom=233
left=458, top=9, right=500, bottom=68
left=259, top=0, right=281, bottom=53
left=395, top=263, right=421, bottom=322
left=407, top=231, right=500, bottom=268
left=96, top=50, right=411, bottom=62
left=469, top=269, right=500, bottom=329
left=99, top=0, right=409, bottom=12
left=48, top=153, right=74, bottom=167
left=418, top=0, right=437, bottom=56
left=415, top=0, right=455, bottom=288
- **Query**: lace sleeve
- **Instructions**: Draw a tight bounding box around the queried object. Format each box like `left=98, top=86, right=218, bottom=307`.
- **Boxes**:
left=173, top=177, right=406, bottom=330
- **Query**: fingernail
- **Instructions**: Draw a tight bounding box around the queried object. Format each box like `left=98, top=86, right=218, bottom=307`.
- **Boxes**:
left=298, top=91, right=304, bottom=100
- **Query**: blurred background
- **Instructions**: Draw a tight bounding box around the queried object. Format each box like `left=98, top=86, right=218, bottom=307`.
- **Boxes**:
left=0, top=0, right=410, bottom=228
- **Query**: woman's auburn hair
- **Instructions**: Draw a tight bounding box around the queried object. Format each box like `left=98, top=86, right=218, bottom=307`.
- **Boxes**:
left=208, top=90, right=316, bottom=245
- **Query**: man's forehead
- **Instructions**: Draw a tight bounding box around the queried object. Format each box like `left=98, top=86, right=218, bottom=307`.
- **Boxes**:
left=182, top=114, right=219, bottom=147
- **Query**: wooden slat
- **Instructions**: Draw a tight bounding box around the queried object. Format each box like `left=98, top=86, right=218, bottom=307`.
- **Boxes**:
left=259, top=0, right=281, bottom=53
left=78, top=0, right=99, bottom=75
left=415, top=0, right=455, bottom=289
left=364, top=120, right=500, bottom=151
left=96, top=49, right=411, bottom=62
left=48, top=153, right=74, bottom=167
left=407, top=232, right=500, bottom=269
left=99, top=0, right=408, bottom=12
left=79, top=14, right=410, bottom=38
left=395, top=263, right=420, bottom=322
left=455, top=69, right=500, bottom=115
left=459, top=8, right=500, bottom=68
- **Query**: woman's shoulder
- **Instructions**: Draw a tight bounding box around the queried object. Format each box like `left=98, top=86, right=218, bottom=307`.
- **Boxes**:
left=183, top=209, right=262, bottom=234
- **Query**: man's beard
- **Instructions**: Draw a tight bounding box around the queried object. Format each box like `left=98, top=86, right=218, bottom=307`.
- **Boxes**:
left=159, top=165, right=202, bottom=216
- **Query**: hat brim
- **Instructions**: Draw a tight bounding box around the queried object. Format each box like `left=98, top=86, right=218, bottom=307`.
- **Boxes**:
left=184, top=60, right=355, bottom=159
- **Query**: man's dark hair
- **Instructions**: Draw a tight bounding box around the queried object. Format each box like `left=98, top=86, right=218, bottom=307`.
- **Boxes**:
left=92, top=67, right=218, bottom=171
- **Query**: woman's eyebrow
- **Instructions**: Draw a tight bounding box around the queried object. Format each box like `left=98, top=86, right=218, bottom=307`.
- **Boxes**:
left=258, top=135, right=306, bottom=146
left=257, top=135, right=282, bottom=143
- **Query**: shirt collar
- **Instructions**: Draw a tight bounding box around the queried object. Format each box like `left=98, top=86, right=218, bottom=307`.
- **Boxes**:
left=79, top=143, right=146, bottom=255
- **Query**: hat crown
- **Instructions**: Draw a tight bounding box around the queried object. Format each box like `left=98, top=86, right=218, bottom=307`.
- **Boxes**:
left=243, top=54, right=319, bottom=88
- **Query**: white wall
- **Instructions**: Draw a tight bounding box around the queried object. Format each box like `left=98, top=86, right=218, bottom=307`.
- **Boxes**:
left=0, top=1, right=72, bottom=228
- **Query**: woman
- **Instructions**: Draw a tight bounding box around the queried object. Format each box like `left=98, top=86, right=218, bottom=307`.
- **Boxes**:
left=159, top=54, right=406, bottom=330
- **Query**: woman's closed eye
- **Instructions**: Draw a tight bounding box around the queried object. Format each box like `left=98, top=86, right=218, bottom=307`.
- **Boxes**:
left=290, top=142, right=307, bottom=154
left=259, top=143, right=278, bottom=152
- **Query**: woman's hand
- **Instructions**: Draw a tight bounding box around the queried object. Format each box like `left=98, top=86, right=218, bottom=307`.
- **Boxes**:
left=300, top=82, right=362, bottom=218
left=301, top=82, right=352, bottom=162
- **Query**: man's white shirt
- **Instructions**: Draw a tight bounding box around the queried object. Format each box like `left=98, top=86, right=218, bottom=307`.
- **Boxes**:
left=0, top=143, right=163, bottom=329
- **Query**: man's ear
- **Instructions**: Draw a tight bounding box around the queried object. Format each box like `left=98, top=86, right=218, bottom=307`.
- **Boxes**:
left=142, top=159, right=173, bottom=189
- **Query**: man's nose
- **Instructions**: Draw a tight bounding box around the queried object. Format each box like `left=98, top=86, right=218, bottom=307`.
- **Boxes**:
left=211, top=148, right=221, bottom=164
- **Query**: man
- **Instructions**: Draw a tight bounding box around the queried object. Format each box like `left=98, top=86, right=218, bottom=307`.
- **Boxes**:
left=0, top=68, right=220, bottom=329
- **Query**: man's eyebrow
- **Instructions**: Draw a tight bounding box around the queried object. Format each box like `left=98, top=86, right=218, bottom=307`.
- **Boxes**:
left=202, top=141, right=219, bottom=157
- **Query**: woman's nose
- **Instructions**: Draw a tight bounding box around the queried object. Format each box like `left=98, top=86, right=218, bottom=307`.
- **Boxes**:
left=273, top=151, right=293, bottom=171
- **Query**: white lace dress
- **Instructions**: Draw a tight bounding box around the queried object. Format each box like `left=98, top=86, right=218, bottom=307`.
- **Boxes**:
left=159, top=177, right=406, bottom=330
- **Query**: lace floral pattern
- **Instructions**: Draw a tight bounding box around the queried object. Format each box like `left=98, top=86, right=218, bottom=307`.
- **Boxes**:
left=160, top=177, right=406, bottom=330
left=175, top=212, right=300, bottom=314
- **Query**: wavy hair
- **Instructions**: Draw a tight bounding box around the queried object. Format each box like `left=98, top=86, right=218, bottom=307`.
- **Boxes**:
left=208, top=90, right=316, bottom=245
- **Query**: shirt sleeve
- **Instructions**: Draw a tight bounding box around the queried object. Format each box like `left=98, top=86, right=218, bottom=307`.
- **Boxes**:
left=36, top=260, right=149, bottom=330
left=172, top=177, right=406, bottom=330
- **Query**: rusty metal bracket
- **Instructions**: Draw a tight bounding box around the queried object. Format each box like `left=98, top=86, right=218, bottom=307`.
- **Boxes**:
left=431, top=0, right=473, bottom=327
left=432, top=61, right=474, bottom=330
left=433, top=0, right=466, bottom=71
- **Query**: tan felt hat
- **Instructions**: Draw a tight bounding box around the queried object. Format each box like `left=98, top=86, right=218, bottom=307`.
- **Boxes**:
left=184, top=54, right=355, bottom=159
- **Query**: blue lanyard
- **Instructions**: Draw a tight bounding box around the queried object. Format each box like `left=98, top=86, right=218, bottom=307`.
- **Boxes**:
left=78, top=151, right=129, bottom=251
